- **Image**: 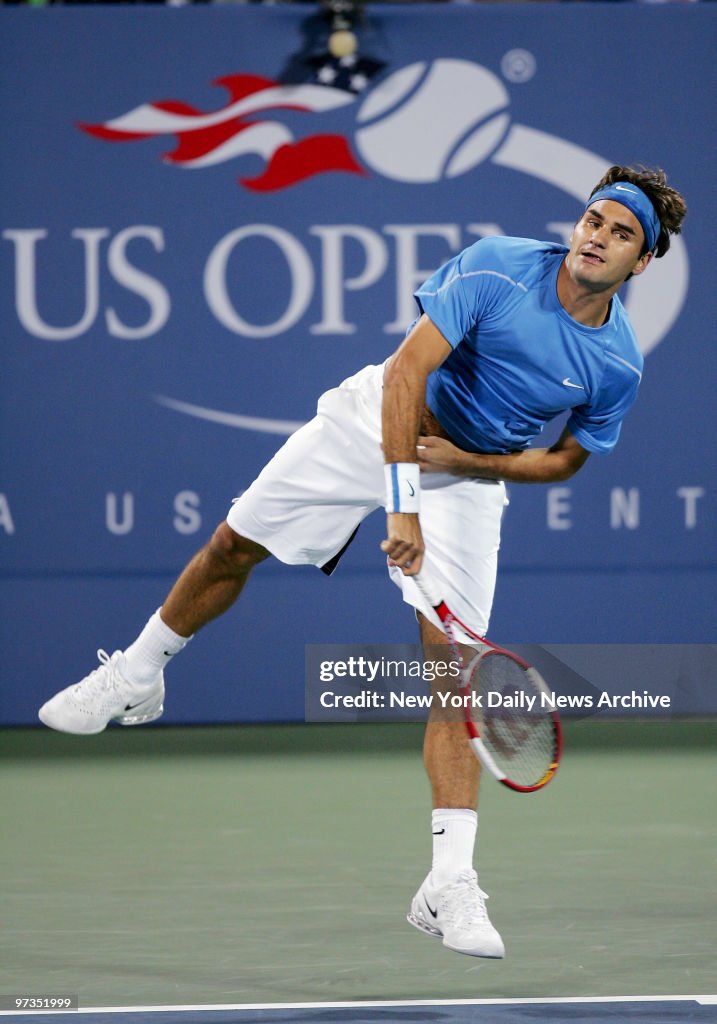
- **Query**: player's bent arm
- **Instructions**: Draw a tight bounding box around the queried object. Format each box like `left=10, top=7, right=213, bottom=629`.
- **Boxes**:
left=417, top=426, right=591, bottom=483
left=382, top=314, right=453, bottom=463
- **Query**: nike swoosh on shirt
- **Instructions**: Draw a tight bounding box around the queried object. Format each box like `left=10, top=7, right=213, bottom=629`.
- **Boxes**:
left=562, top=378, right=584, bottom=389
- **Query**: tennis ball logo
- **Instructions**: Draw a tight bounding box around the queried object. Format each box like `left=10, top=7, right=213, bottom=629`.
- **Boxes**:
left=355, top=59, right=510, bottom=184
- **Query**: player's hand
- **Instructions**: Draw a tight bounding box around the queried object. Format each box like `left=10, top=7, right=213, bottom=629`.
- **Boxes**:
left=380, top=513, right=424, bottom=576
left=417, top=435, right=470, bottom=475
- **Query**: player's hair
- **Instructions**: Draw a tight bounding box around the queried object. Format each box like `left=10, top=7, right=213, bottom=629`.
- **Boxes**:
left=589, top=165, right=687, bottom=258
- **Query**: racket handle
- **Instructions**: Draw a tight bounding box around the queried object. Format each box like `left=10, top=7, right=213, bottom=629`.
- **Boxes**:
left=414, top=571, right=442, bottom=610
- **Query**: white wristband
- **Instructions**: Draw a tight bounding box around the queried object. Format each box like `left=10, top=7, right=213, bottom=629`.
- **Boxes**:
left=385, top=462, right=420, bottom=513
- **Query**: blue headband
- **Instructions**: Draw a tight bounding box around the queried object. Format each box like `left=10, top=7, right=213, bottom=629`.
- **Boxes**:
left=586, top=183, right=661, bottom=252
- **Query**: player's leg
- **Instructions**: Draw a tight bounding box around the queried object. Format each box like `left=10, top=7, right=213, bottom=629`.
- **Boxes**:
left=402, top=476, right=507, bottom=957
left=38, top=524, right=269, bottom=735
left=116, top=524, right=270, bottom=686
left=407, top=610, right=504, bottom=958
left=39, top=363, right=387, bottom=735
left=160, top=523, right=269, bottom=638
left=420, top=611, right=480, bottom=811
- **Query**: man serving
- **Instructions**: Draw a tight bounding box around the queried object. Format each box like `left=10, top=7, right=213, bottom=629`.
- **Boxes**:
left=40, top=164, right=687, bottom=959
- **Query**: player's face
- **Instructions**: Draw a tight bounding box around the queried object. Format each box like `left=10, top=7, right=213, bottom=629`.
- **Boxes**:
left=566, top=200, right=653, bottom=290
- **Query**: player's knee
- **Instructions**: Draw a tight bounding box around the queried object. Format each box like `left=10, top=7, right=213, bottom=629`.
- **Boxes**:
left=208, top=522, right=269, bottom=573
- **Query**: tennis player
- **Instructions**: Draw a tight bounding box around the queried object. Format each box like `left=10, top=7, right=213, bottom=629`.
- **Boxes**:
left=39, top=165, right=686, bottom=959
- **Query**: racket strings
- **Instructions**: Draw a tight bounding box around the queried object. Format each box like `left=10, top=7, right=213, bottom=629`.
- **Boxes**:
left=471, top=654, right=555, bottom=788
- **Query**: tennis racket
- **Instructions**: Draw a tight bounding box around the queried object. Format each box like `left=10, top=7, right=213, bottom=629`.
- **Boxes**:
left=415, top=573, right=562, bottom=793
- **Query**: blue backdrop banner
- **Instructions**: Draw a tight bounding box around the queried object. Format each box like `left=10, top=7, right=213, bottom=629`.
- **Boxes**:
left=1, top=5, right=715, bottom=724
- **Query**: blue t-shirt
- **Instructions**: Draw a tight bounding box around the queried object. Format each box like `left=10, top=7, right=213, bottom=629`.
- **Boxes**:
left=414, top=236, right=643, bottom=455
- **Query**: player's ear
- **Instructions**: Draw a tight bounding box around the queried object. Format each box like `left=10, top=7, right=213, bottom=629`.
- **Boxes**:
left=630, top=250, right=654, bottom=278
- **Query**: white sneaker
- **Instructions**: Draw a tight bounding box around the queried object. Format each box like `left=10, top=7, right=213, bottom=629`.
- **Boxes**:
left=407, top=870, right=505, bottom=958
left=38, top=650, right=164, bottom=735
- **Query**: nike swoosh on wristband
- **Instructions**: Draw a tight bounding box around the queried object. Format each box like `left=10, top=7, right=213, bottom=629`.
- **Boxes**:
left=562, top=378, right=584, bottom=389
left=407, top=481, right=415, bottom=497
left=432, top=829, right=446, bottom=835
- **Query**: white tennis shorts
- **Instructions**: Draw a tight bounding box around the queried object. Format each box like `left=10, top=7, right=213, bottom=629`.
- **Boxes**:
left=227, top=362, right=508, bottom=641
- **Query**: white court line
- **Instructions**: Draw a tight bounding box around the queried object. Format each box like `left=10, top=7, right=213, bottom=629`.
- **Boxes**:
left=1, top=994, right=715, bottom=1015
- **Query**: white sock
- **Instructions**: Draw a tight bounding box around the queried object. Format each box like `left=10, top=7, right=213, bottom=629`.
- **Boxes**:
left=121, top=609, right=191, bottom=686
left=430, top=808, right=477, bottom=887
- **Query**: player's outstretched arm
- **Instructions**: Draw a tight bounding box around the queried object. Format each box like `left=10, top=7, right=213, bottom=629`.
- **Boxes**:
left=381, top=315, right=452, bottom=575
left=417, top=426, right=590, bottom=483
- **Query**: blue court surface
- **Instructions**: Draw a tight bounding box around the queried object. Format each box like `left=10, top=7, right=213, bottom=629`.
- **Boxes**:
left=1, top=998, right=717, bottom=1024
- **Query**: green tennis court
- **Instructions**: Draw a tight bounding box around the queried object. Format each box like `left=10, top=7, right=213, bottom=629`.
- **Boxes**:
left=1, top=720, right=714, bottom=1010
